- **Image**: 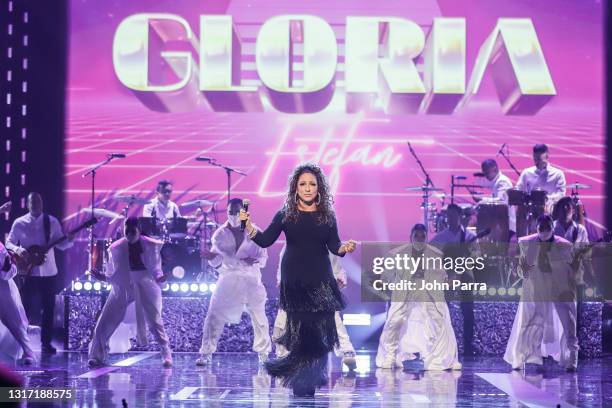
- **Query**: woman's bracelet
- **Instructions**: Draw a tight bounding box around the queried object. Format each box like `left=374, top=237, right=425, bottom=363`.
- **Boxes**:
left=247, top=226, right=258, bottom=239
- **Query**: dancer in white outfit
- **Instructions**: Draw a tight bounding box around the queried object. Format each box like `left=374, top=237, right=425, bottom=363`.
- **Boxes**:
left=272, top=244, right=357, bottom=370
left=376, top=224, right=461, bottom=370
left=197, top=198, right=271, bottom=366
left=88, top=217, right=173, bottom=367
left=504, top=215, right=579, bottom=371
left=0, top=239, right=35, bottom=365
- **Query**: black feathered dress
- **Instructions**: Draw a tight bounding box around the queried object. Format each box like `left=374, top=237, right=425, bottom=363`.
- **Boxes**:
left=251, top=209, right=346, bottom=392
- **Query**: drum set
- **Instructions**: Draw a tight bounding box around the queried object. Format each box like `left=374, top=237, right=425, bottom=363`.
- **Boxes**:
left=405, top=168, right=592, bottom=287
left=86, top=195, right=221, bottom=282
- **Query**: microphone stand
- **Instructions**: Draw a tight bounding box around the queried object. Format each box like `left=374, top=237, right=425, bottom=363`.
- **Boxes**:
left=498, top=145, right=521, bottom=177
left=451, top=175, right=483, bottom=204
left=199, top=158, right=247, bottom=205
left=407, top=142, right=435, bottom=232
left=81, top=155, right=120, bottom=276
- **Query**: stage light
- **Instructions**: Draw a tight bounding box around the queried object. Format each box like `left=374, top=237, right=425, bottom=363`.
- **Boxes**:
left=585, top=287, right=594, bottom=298
left=162, top=283, right=169, bottom=292
left=190, top=283, right=199, bottom=292
left=106, top=284, right=112, bottom=291
left=507, top=287, right=516, bottom=296
left=180, top=283, right=189, bottom=293
left=172, top=266, right=185, bottom=279
left=487, top=287, right=496, bottom=296
left=517, top=287, right=523, bottom=297
left=209, top=283, right=217, bottom=292
left=497, top=287, right=507, bottom=296
left=93, top=282, right=101, bottom=291
left=74, top=281, right=83, bottom=291
left=84, top=282, right=93, bottom=291
left=343, top=313, right=371, bottom=326
left=199, top=283, right=208, bottom=292
left=478, top=288, right=487, bottom=297
left=170, top=283, right=179, bottom=292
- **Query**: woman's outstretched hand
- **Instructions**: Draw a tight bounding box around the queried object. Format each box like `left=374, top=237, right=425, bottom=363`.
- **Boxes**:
left=338, top=239, right=357, bottom=255
left=239, top=208, right=254, bottom=233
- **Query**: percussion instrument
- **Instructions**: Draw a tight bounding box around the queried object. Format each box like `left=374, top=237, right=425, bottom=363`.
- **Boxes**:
left=161, top=237, right=202, bottom=281
left=138, top=217, right=161, bottom=237
left=164, top=217, right=188, bottom=239
left=529, top=188, right=547, bottom=206
left=567, top=183, right=591, bottom=190
left=507, top=188, right=547, bottom=207
left=507, top=188, right=525, bottom=206
left=405, top=186, right=445, bottom=192
left=113, top=194, right=152, bottom=205
left=80, top=208, right=123, bottom=220
left=180, top=199, right=214, bottom=209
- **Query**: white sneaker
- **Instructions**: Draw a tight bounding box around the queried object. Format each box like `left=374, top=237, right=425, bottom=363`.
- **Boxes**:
left=342, top=352, right=357, bottom=370
left=258, top=353, right=268, bottom=365
left=196, top=354, right=212, bottom=366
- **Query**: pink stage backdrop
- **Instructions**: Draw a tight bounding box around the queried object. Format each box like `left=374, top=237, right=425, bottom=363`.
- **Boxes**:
left=67, top=0, right=604, bottom=289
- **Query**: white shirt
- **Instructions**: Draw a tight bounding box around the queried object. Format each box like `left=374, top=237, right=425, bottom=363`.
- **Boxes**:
left=553, top=220, right=588, bottom=244
left=142, top=198, right=181, bottom=220
left=480, top=171, right=513, bottom=203
left=6, top=213, right=72, bottom=277
left=516, top=164, right=566, bottom=203
left=210, top=222, right=268, bottom=277
left=478, top=171, right=516, bottom=231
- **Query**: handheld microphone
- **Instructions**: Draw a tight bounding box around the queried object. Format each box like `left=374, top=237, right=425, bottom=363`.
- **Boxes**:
left=496, top=143, right=507, bottom=157
left=241, top=199, right=250, bottom=231
left=108, top=153, right=126, bottom=159
left=473, top=172, right=485, bottom=177
left=456, top=176, right=467, bottom=180
left=196, top=157, right=214, bottom=162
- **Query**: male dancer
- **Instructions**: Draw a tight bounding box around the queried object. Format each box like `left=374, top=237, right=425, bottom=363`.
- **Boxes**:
left=504, top=215, right=579, bottom=371
left=376, top=224, right=461, bottom=370
left=88, top=217, right=172, bottom=367
left=0, top=202, right=34, bottom=365
left=197, top=198, right=271, bottom=366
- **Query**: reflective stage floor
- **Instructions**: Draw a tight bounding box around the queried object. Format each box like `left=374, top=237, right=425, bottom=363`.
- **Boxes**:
left=2, top=352, right=611, bottom=407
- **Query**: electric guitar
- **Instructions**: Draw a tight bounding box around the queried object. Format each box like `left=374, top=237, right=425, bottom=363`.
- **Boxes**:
left=11, top=217, right=97, bottom=275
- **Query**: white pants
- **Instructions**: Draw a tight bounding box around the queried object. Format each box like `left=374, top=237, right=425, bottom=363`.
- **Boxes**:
left=200, top=274, right=271, bottom=354
left=272, top=309, right=354, bottom=358
left=504, top=301, right=578, bottom=368
left=376, top=300, right=460, bottom=370
left=0, top=279, right=33, bottom=358
left=89, top=271, right=171, bottom=362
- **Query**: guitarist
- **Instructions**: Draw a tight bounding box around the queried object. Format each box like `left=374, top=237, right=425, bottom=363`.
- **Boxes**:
left=5, top=193, right=74, bottom=354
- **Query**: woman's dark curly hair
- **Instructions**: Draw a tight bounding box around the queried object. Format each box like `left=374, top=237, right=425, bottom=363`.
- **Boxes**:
left=552, top=196, right=575, bottom=221
left=282, top=163, right=335, bottom=226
